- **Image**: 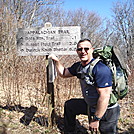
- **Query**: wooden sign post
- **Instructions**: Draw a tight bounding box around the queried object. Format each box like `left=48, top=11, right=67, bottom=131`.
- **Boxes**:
left=45, top=22, right=55, bottom=127
left=16, top=23, right=81, bottom=127
left=46, top=58, right=55, bottom=127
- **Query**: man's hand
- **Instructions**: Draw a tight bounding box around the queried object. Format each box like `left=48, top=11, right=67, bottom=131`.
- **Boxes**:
left=48, top=54, right=72, bottom=78
left=89, top=120, right=99, bottom=133
left=48, top=54, right=59, bottom=62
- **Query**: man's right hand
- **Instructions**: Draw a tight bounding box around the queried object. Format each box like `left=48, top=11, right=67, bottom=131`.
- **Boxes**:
left=48, top=54, right=59, bottom=62
left=48, top=54, right=73, bottom=78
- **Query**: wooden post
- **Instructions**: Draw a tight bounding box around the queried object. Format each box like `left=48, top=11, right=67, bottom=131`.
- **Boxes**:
left=46, top=56, right=55, bottom=127
left=45, top=22, right=55, bottom=128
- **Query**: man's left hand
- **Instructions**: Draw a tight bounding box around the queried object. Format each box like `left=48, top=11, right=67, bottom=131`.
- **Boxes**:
left=89, top=120, right=99, bottom=133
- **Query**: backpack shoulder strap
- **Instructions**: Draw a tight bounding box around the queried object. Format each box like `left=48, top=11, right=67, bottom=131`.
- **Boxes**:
left=90, top=58, right=101, bottom=74
left=89, top=58, right=102, bottom=80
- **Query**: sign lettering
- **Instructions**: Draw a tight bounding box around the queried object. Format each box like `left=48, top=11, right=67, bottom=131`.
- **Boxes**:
left=17, top=26, right=81, bottom=56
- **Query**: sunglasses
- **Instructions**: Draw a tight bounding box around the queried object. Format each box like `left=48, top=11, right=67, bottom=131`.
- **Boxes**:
left=77, top=47, right=90, bottom=51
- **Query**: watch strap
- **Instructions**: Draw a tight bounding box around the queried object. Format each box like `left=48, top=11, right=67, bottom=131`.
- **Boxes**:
left=93, top=115, right=101, bottom=121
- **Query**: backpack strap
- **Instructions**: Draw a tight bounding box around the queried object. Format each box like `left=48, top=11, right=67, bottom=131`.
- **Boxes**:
left=76, top=58, right=102, bottom=83
left=89, top=58, right=102, bottom=80
left=107, top=61, right=117, bottom=88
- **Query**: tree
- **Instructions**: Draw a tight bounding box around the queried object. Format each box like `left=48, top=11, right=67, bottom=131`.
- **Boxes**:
left=111, top=0, right=134, bottom=69
left=0, top=0, right=63, bottom=128
left=40, top=8, right=104, bottom=47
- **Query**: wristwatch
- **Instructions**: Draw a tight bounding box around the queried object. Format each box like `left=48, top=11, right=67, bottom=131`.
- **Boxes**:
left=93, top=115, right=101, bottom=121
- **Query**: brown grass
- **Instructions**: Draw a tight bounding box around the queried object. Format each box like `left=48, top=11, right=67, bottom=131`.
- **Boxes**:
left=0, top=52, right=133, bottom=134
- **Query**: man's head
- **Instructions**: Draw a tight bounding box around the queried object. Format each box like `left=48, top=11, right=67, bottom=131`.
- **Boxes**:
left=76, top=39, right=94, bottom=65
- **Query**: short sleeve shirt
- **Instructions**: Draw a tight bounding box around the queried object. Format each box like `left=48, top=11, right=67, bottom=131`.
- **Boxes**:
left=68, top=59, right=112, bottom=107
left=68, top=60, right=112, bottom=88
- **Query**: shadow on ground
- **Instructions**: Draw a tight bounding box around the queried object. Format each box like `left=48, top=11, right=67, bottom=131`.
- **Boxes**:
left=0, top=104, right=88, bottom=133
left=0, top=105, right=133, bottom=134
left=55, top=115, right=89, bottom=134
left=0, top=105, right=48, bottom=127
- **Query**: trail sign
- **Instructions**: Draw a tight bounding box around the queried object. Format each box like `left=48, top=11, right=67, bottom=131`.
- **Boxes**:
left=17, top=26, right=81, bottom=56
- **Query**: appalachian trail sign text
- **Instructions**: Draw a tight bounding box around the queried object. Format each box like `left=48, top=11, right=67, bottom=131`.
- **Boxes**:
left=17, top=26, right=81, bottom=56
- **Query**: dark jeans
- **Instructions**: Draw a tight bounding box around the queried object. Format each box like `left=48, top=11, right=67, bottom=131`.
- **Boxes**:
left=64, top=98, right=120, bottom=134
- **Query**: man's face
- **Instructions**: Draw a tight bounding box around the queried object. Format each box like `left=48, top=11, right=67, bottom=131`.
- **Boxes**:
left=76, top=41, right=93, bottom=63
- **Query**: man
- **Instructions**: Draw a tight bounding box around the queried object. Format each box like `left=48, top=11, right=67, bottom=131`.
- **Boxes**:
left=49, top=39, right=120, bottom=134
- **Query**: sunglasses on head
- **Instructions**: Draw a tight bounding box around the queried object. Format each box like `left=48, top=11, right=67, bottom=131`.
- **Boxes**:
left=77, top=47, right=90, bottom=51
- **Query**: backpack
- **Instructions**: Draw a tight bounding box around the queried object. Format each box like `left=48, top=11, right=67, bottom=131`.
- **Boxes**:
left=89, top=45, right=129, bottom=104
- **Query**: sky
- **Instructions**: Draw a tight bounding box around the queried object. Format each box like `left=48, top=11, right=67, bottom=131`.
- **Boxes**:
left=62, top=0, right=119, bottom=19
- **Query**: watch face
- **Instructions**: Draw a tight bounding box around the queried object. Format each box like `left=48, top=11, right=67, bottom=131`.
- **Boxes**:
left=93, top=115, right=101, bottom=121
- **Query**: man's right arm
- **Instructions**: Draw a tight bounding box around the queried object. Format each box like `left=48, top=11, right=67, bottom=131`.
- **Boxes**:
left=48, top=54, right=73, bottom=78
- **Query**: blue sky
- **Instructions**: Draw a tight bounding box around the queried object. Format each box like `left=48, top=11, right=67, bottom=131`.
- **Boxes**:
left=62, top=0, right=120, bottom=19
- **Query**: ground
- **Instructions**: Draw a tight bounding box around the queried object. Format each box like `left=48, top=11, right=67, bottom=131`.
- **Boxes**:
left=0, top=92, right=133, bottom=134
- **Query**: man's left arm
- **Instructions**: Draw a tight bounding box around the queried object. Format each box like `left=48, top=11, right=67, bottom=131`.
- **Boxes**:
left=89, top=86, right=111, bottom=132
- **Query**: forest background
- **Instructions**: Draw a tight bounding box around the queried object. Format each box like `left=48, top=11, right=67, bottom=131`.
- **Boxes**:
left=0, top=0, right=133, bottom=133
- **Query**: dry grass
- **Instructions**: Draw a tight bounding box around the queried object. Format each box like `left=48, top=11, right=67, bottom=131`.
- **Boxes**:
left=0, top=53, right=134, bottom=134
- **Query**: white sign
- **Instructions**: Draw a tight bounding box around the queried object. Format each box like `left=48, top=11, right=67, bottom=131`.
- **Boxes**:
left=17, top=26, right=81, bottom=56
